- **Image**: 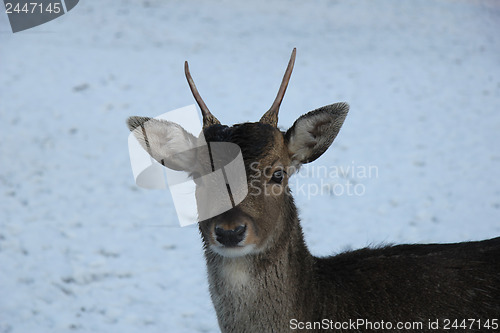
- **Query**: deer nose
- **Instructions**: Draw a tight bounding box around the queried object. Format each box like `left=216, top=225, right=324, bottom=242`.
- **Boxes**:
left=214, top=224, right=247, bottom=247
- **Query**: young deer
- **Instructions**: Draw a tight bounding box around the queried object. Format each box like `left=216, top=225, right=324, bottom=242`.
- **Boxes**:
left=127, top=49, right=500, bottom=332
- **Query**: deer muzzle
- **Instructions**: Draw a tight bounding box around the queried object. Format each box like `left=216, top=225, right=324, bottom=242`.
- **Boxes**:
left=214, top=224, right=247, bottom=247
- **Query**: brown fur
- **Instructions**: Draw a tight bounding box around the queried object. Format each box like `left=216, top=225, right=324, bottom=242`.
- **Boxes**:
left=127, top=54, right=499, bottom=332
left=128, top=106, right=500, bottom=333
left=195, top=118, right=500, bottom=333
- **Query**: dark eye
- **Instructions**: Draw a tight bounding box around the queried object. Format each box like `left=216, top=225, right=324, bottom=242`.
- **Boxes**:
left=271, top=170, right=284, bottom=184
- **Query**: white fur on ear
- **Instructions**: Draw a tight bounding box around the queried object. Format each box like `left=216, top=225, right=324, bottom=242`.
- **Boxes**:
left=286, top=102, right=349, bottom=169
left=127, top=117, right=198, bottom=171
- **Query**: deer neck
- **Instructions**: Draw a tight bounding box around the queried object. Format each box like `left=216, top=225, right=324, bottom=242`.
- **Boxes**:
left=202, top=198, right=316, bottom=332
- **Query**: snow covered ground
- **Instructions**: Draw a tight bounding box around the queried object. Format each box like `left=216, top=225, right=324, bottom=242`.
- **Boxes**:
left=1, top=0, right=499, bottom=332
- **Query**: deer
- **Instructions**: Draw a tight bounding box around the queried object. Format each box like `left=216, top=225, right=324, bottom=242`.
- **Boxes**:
left=127, top=49, right=500, bottom=333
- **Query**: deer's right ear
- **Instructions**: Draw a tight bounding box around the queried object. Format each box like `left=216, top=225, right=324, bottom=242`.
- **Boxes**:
left=285, top=102, right=349, bottom=168
left=127, top=116, right=198, bottom=171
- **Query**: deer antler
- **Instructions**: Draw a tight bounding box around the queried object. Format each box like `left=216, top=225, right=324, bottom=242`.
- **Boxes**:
left=184, top=61, right=221, bottom=128
left=260, top=48, right=296, bottom=127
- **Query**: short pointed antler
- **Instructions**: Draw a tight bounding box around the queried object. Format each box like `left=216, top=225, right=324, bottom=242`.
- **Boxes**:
left=260, top=48, right=296, bottom=127
left=184, top=61, right=221, bottom=128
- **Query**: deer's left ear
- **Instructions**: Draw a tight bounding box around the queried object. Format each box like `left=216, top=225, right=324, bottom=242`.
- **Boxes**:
left=127, top=116, right=198, bottom=172
left=285, top=102, right=349, bottom=168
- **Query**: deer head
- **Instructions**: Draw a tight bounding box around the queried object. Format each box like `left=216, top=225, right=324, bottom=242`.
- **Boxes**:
left=127, top=49, right=349, bottom=258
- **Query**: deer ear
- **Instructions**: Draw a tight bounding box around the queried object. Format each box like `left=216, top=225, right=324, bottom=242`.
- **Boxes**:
left=127, top=116, right=198, bottom=171
left=285, top=102, right=349, bottom=167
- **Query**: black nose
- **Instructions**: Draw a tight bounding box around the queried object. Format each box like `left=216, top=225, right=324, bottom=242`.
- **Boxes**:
left=215, top=225, right=247, bottom=247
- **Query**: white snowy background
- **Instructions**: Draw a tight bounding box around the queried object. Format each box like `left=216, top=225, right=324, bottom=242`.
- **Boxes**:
left=1, top=0, right=499, bottom=332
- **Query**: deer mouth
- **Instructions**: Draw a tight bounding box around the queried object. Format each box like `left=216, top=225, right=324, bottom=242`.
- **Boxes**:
left=210, top=242, right=257, bottom=258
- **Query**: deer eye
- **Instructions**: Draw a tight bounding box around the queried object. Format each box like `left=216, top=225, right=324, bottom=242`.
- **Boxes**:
left=270, top=170, right=284, bottom=184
